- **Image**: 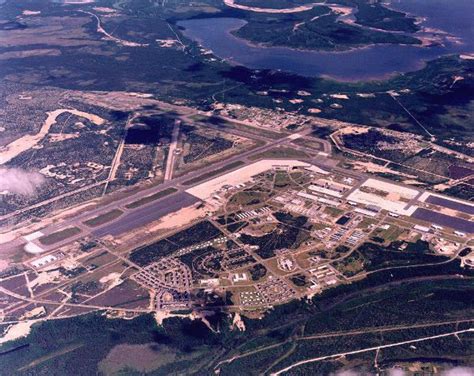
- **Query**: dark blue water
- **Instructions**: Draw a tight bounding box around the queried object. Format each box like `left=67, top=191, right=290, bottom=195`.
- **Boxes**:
left=390, top=0, right=473, bottom=43
left=177, top=0, right=473, bottom=81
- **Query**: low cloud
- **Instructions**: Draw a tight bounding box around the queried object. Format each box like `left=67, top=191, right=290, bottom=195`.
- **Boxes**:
left=0, top=167, right=45, bottom=196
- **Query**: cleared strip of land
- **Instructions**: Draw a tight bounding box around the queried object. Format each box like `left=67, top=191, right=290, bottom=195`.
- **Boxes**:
left=272, top=328, right=473, bottom=375
left=249, top=147, right=309, bottom=161
left=125, top=188, right=178, bottom=209
left=190, top=114, right=284, bottom=140
left=17, top=344, right=84, bottom=372
left=38, top=227, right=82, bottom=245
left=83, top=209, right=123, bottom=227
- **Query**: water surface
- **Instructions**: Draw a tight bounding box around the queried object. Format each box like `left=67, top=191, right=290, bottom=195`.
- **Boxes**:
left=178, top=0, right=473, bottom=80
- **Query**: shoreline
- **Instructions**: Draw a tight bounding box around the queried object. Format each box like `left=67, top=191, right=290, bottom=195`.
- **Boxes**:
left=177, top=0, right=472, bottom=82
left=179, top=18, right=460, bottom=82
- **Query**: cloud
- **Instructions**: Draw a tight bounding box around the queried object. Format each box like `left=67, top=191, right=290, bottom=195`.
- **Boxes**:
left=0, top=167, right=45, bottom=196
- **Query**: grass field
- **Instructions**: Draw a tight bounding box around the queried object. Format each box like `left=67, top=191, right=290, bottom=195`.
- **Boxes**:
left=83, top=209, right=123, bottom=227
left=370, top=225, right=405, bottom=243
left=249, top=147, right=309, bottom=161
left=38, top=227, right=82, bottom=246
left=190, top=115, right=286, bottom=140
left=125, top=188, right=178, bottom=209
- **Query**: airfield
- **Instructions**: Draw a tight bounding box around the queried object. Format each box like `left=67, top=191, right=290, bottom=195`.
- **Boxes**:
left=0, top=113, right=472, bottom=332
left=0, top=0, right=472, bottom=373
left=3, top=121, right=331, bottom=254
left=9, top=142, right=472, bottom=258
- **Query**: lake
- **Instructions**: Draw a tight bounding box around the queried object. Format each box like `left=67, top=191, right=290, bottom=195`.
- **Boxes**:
left=177, top=0, right=473, bottom=81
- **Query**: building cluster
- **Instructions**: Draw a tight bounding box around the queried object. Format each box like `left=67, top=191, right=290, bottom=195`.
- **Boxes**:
left=173, top=236, right=227, bottom=258
left=212, top=103, right=311, bottom=131
left=132, top=258, right=192, bottom=292
left=308, top=264, right=340, bottom=291
left=255, top=276, right=297, bottom=305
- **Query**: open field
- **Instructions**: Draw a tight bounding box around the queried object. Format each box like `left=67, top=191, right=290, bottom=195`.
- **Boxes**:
left=83, top=209, right=124, bottom=228
left=248, top=147, right=309, bottom=161
left=125, top=188, right=178, bottom=209
left=38, top=227, right=82, bottom=246
left=0, top=0, right=472, bottom=373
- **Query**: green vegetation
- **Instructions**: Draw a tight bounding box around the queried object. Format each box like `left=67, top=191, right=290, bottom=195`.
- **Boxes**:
left=129, top=221, right=223, bottom=266
left=229, top=190, right=267, bottom=206
left=1, top=276, right=472, bottom=374
left=182, top=130, right=233, bottom=164
left=240, top=212, right=311, bottom=258
left=233, top=0, right=419, bottom=34
left=125, top=188, right=178, bottom=209
left=226, top=221, right=248, bottom=233
left=333, top=250, right=365, bottom=277
left=324, top=206, right=344, bottom=218
left=290, top=273, right=309, bottom=287
left=83, top=209, right=123, bottom=227
left=326, top=56, right=474, bottom=143
left=273, top=172, right=291, bottom=188
left=355, top=241, right=448, bottom=272
left=220, top=57, right=473, bottom=154
left=248, top=263, right=267, bottom=281
left=234, top=0, right=315, bottom=9
left=291, top=137, right=324, bottom=151
left=341, top=129, right=471, bottom=188
left=345, top=0, right=419, bottom=32
left=333, top=240, right=450, bottom=277
left=443, top=183, right=474, bottom=201
left=38, top=227, right=82, bottom=246
left=234, top=7, right=420, bottom=52
left=370, top=224, right=405, bottom=243
left=0, top=314, right=222, bottom=375
left=192, top=115, right=284, bottom=140
left=0, top=2, right=472, bottom=372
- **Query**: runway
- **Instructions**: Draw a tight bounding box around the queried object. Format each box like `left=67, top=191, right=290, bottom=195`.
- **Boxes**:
left=5, top=127, right=332, bottom=253
left=92, top=192, right=198, bottom=237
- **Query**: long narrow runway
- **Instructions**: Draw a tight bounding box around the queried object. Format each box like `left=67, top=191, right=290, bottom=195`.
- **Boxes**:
left=4, top=127, right=332, bottom=254
left=92, top=192, right=198, bottom=237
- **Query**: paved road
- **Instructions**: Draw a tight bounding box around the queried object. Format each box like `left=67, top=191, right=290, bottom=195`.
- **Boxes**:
left=164, top=120, right=181, bottom=181
left=92, top=192, right=198, bottom=237
left=272, top=328, right=474, bottom=375
left=412, top=207, right=474, bottom=233
left=3, top=125, right=333, bottom=253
